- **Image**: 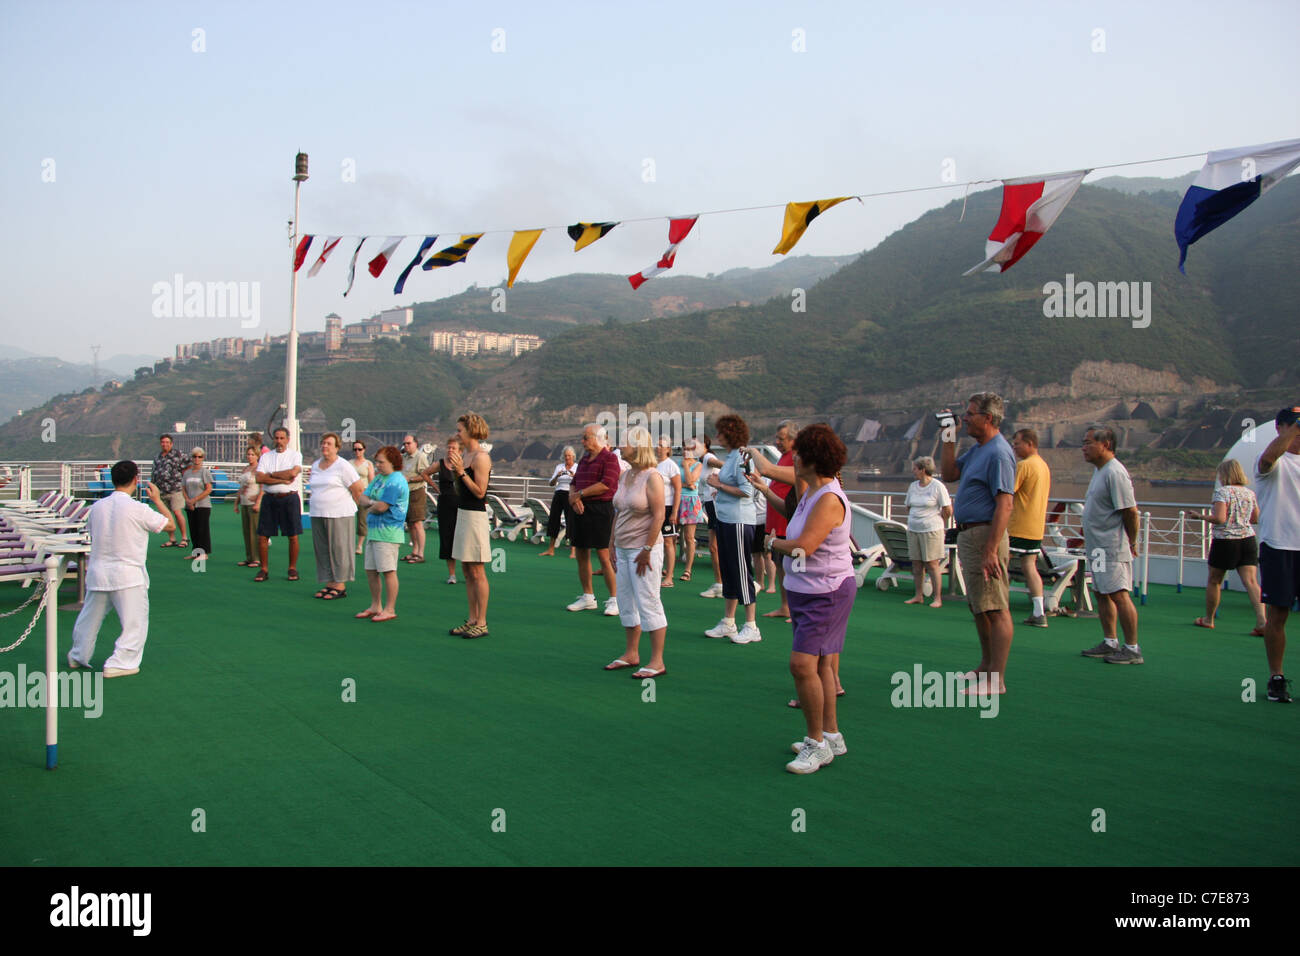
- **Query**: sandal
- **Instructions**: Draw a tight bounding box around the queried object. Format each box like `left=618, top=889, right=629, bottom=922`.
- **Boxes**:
left=321, top=588, right=347, bottom=600
left=161, top=541, right=177, bottom=548
left=1250, top=625, right=1266, bottom=637
left=679, top=571, right=692, bottom=581
left=287, top=569, right=299, bottom=581
left=253, top=571, right=269, bottom=582
left=314, top=586, right=333, bottom=599
left=178, top=539, right=189, bottom=549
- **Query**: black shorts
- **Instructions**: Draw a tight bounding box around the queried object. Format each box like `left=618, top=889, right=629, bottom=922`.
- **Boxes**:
left=748, top=523, right=765, bottom=557
left=1207, top=535, right=1258, bottom=572
left=257, top=492, right=303, bottom=537
left=1260, top=543, right=1300, bottom=609
left=703, top=500, right=718, bottom=531
left=1008, top=536, right=1042, bottom=554
left=570, top=499, right=613, bottom=550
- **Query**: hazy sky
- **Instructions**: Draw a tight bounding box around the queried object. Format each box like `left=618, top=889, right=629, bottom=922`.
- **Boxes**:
left=1, top=0, right=1297, bottom=363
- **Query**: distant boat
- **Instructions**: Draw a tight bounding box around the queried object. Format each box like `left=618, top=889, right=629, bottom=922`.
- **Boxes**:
left=856, top=466, right=882, bottom=480
left=1149, top=478, right=1213, bottom=487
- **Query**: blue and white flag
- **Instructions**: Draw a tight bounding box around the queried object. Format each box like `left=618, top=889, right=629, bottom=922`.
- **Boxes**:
left=1175, top=138, right=1300, bottom=272
left=393, top=236, right=436, bottom=294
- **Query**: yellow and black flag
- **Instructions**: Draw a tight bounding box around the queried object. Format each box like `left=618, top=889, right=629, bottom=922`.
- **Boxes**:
left=772, top=197, right=852, bottom=255
left=568, top=221, right=617, bottom=252
left=423, top=234, right=483, bottom=270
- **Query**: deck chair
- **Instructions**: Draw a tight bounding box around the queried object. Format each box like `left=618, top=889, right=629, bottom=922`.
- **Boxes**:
left=485, top=495, right=534, bottom=541
left=522, top=496, right=558, bottom=545
left=1007, top=547, right=1086, bottom=613
left=871, top=519, right=954, bottom=596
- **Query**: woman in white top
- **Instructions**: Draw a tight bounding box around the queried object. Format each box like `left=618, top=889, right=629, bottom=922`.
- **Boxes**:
left=181, top=448, right=214, bottom=562
left=903, top=456, right=952, bottom=608
left=234, top=445, right=263, bottom=567
left=693, top=434, right=726, bottom=597
left=604, top=426, right=667, bottom=679
left=540, top=446, right=578, bottom=557
left=1195, top=458, right=1266, bottom=634
left=309, top=432, right=365, bottom=600
left=654, top=436, right=682, bottom=587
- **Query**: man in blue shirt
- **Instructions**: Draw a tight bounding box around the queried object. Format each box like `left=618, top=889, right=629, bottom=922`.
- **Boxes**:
left=940, top=392, right=1017, bottom=695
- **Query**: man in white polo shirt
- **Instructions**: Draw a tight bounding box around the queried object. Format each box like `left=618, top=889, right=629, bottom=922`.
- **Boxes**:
left=1256, top=406, right=1300, bottom=703
left=254, top=425, right=304, bottom=582
left=68, top=460, right=174, bottom=678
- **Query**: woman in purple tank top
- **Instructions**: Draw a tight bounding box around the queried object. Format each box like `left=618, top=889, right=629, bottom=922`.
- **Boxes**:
left=766, top=424, right=855, bottom=775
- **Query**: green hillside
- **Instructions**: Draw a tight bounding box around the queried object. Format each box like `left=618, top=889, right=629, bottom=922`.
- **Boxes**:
left=526, top=177, right=1299, bottom=410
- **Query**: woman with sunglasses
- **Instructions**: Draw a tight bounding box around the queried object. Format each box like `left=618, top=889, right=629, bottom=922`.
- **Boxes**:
left=182, top=448, right=214, bottom=561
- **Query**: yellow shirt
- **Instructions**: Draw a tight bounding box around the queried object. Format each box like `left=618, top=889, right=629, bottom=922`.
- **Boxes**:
left=1008, top=453, right=1051, bottom=540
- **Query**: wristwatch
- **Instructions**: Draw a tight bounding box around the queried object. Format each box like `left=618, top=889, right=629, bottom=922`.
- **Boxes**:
left=641, top=545, right=653, bottom=552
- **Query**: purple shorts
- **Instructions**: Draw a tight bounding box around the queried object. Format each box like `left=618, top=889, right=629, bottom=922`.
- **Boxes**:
left=788, top=576, right=856, bottom=656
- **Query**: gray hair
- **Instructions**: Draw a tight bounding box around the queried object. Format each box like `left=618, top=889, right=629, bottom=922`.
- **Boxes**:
left=968, top=392, right=1005, bottom=427
left=1086, top=425, right=1117, bottom=451
left=561, top=445, right=576, bottom=458
left=777, top=419, right=801, bottom=437
left=912, top=455, right=936, bottom=476
left=584, top=424, right=608, bottom=446
left=190, top=447, right=207, bottom=459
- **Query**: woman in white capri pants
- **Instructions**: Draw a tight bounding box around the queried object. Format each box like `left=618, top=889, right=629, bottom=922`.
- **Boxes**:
left=603, top=426, right=667, bottom=679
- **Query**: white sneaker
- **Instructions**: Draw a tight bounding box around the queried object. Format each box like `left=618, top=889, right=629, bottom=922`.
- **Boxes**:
left=699, top=582, right=723, bottom=598
left=791, top=734, right=847, bottom=756
left=446, top=576, right=457, bottom=585
left=604, top=596, right=620, bottom=617
left=731, top=623, right=762, bottom=644
left=786, top=737, right=834, bottom=774
left=704, top=618, right=738, bottom=639
left=566, top=594, right=598, bottom=611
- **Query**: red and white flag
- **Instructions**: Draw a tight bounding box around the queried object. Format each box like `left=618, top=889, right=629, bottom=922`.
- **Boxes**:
left=293, top=235, right=314, bottom=272
left=964, top=170, right=1088, bottom=275
left=628, top=216, right=698, bottom=290
left=307, top=236, right=342, bottom=277
left=367, top=236, right=404, bottom=277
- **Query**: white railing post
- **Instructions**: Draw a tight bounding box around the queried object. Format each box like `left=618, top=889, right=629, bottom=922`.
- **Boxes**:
left=1140, top=511, right=1151, bottom=606
left=1177, top=510, right=1185, bottom=594
left=44, top=556, right=60, bottom=770
left=60, top=463, right=72, bottom=497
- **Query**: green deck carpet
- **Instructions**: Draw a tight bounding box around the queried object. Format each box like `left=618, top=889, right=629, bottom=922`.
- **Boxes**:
left=2, top=513, right=1297, bottom=865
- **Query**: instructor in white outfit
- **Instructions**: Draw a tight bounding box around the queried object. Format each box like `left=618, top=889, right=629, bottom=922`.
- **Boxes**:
left=68, top=460, right=174, bottom=678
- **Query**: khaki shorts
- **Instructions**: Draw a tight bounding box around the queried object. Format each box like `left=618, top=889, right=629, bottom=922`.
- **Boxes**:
left=406, top=487, right=427, bottom=524
left=364, top=540, right=400, bottom=573
left=957, top=524, right=1010, bottom=614
left=1091, top=560, right=1132, bottom=595
left=907, top=528, right=945, bottom=563
left=164, top=490, right=186, bottom=517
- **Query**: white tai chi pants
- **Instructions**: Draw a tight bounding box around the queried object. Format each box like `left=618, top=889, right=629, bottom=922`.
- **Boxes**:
left=69, top=586, right=150, bottom=671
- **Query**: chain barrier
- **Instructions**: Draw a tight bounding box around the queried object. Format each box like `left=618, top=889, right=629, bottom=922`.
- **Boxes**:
left=0, top=582, right=48, bottom=653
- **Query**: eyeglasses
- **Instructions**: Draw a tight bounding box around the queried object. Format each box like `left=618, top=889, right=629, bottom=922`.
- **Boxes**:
left=192, top=455, right=204, bottom=460
left=353, top=447, right=364, bottom=452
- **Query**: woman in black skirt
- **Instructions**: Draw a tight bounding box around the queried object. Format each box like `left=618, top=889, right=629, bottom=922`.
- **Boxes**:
left=539, top=446, right=578, bottom=557
left=419, top=435, right=462, bottom=584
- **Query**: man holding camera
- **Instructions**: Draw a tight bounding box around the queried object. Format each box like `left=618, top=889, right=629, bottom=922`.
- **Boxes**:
left=1256, top=406, right=1300, bottom=702
left=939, top=393, right=1016, bottom=695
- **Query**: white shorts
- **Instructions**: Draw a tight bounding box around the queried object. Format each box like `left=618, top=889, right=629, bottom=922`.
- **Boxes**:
left=1091, top=560, right=1133, bottom=595
left=364, top=540, right=400, bottom=573
left=614, top=545, right=667, bottom=631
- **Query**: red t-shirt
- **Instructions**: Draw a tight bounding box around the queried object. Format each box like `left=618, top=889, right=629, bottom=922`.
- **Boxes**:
left=766, top=451, right=794, bottom=535
left=573, top=447, right=621, bottom=502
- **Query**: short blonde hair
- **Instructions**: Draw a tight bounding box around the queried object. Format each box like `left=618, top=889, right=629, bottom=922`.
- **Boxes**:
left=623, top=426, right=657, bottom=470
left=1217, top=458, right=1248, bottom=487
left=458, top=413, right=490, bottom=441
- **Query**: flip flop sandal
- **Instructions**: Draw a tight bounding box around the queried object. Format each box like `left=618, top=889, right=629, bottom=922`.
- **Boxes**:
left=287, top=569, right=299, bottom=581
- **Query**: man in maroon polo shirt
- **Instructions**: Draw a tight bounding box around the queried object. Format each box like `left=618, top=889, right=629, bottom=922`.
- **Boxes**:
left=566, top=424, right=621, bottom=615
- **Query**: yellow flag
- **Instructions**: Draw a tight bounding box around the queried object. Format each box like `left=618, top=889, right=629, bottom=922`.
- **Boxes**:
left=507, top=230, right=544, bottom=288
left=772, top=197, right=851, bottom=255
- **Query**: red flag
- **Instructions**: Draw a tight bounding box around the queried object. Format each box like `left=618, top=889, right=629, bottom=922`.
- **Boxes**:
left=964, top=171, right=1087, bottom=275
left=367, top=236, right=404, bottom=277
left=293, top=235, right=314, bottom=272
left=628, top=216, right=698, bottom=290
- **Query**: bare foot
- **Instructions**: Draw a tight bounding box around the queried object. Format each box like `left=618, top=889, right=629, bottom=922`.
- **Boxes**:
left=355, top=609, right=379, bottom=619
left=539, top=550, right=554, bottom=557
left=903, top=596, right=924, bottom=605
left=762, top=608, right=789, bottom=618
left=929, top=600, right=942, bottom=608
left=371, top=611, right=398, bottom=622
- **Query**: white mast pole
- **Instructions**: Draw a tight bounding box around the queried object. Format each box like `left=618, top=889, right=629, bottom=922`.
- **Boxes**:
left=285, top=151, right=309, bottom=460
